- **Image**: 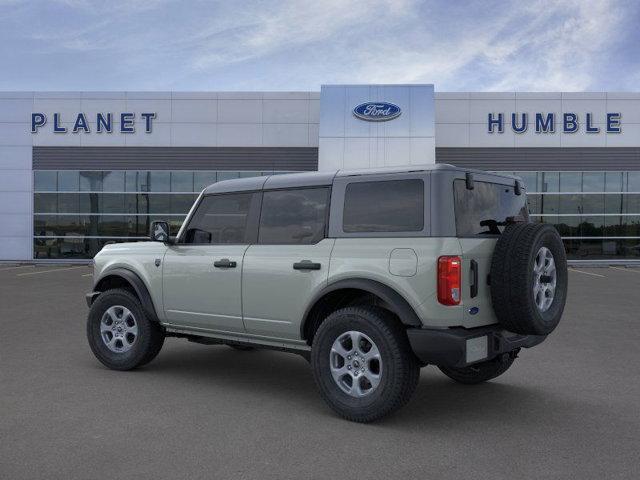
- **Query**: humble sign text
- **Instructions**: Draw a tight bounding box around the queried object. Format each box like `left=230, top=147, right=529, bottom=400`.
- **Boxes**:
left=488, top=112, right=621, bottom=134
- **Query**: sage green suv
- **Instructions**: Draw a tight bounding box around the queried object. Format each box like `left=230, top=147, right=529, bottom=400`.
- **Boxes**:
left=86, top=164, right=568, bottom=422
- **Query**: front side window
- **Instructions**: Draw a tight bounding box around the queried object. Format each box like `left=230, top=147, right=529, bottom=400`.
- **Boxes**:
left=454, top=180, right=528, bottom=236
left=258, top=188, right=329, bottom=244
left=183, top=193, right=255, bottom=244
left=343, top=179, right=424, bottom=233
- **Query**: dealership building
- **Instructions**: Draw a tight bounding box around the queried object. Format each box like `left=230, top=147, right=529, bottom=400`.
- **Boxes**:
left=1, top=84, right=640, bottom=263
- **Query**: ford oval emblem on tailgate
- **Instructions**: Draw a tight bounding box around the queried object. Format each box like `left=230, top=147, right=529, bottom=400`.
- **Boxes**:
left=353, top=102, right=402, bottom=122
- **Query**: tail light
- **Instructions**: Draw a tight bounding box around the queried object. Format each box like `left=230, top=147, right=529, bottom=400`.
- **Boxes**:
left=438, top=256, right=461, bottom=306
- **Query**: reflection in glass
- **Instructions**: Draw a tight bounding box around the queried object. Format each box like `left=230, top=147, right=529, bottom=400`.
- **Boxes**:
left=605, top=194, right=623, bottom=214
left=34, top=171, right=57, bottom=191
left=605, top=172, right=623, bottom=192
left=170, top=172, right=194, bottom=192
left=540, top=172, right=559, bottom=192
left=559, top=172, right=582, bottom=192
left=148, top=171, right=170, bottom=192
left=194, top=171, right=217, bottom=191
left=102, top=171, right=125, bottom=192
left=526, top=194, right=541, bottom=215
left=541, top=194, right=560, bottom=214
left=58, top=171, right=79, bottom=191
left=33, top=168, right=640, bottom=260
left=218, top=171, right=240, bottom=181
left=582, top=172, right=605, bottom=192
left=517, top=172, right=537, bottom=192
left=558, top=194, right=581, bottom=214
left=80, top=171, right=103, bottom=191
left=628, top=172, right=640, bottom=192
left=581, top=194, right=604, bottom=214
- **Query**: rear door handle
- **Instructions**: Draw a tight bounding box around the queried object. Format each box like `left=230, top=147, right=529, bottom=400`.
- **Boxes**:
left=214, top=258, right=237, bottom=268
left=470, top=259, right=479, bottom=298
left=293, top=260, right=321, bottom=271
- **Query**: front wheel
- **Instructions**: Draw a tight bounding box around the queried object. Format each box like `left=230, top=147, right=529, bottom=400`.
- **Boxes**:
left=87, top=288, right=165, bottom=371
left=311, top=306, right=420, bottom=423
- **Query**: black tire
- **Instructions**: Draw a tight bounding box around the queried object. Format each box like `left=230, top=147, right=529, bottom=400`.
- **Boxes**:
left=490, top=223, right=568, bottom=335
left=439, top=354, right=516, bottom=385
left=86, top=288, right=165, bottom=371
left=311, top=306, right=420, bottom=423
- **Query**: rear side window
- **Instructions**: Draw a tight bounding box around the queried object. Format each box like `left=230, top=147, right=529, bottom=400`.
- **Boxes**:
left=183, top=193, right=256, bottom=244
left=343, top=179, right=424, bottom=233
left=258, top=188, right=329, bottom=244
left=454, top=180, right=528, bottom=236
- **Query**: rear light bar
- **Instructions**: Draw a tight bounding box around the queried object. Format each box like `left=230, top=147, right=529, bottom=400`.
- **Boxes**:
left=438, top=256, right=461, bottom=306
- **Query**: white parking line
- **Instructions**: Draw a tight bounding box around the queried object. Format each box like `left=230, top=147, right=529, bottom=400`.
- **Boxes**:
left=568, top=268, right=606, bottom=278
left=17, top=266, right=87, bottom=277
left=82, top=273, right=93, bottom=277
left=609, top=266, right=640, bottom=274
left=0, top=265, right=34, bottom=272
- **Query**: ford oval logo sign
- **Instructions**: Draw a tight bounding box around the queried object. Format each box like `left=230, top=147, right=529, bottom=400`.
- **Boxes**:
left=353, top=102, right=401, bottom=122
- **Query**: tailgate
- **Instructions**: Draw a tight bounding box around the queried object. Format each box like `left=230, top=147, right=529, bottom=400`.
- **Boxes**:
left=458, top=237, right=499, bottom=328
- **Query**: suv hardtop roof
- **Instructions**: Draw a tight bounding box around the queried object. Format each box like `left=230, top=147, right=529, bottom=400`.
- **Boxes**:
left=202, top=164, right=521, bottom=195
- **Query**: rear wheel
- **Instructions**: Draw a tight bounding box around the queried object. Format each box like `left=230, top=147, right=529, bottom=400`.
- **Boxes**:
left=311, top=306, right=419, bottom=423
left=439, top=353, right=516, bottom=385
left=87, top=288, right=164, bottom=371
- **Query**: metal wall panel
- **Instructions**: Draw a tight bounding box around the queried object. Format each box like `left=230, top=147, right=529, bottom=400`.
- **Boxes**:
left=33, top=147, right=319, bottom=171
left=435, top=147, right=640, bottom=171
left=319, top=85, right=435, bottom=170
left=34, top=146, right=640, bottom=172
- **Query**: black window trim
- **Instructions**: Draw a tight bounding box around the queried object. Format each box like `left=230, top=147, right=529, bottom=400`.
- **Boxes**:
left=256, top=186, right=332, bottom=246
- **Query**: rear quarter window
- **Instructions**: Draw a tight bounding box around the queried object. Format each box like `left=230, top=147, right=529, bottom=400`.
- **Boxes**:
left=454, top=179, right=528, bottom=236
left=343, top=179, right=424, bottom=233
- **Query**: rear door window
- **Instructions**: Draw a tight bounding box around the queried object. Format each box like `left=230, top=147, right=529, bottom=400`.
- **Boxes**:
left=258, top=188, right=330, bottom=244
left=343, top=179, right=424, bottom=233
left=454, top=179, right=528, bottom=236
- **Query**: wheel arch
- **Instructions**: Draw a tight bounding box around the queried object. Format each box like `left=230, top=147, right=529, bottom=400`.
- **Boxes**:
left=301, top=278, right=422, bottom=344
left=92, top=268, right=159, bottom=321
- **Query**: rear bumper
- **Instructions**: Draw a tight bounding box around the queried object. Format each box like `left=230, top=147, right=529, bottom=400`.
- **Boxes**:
left=406, top=324, right=546, bottom=368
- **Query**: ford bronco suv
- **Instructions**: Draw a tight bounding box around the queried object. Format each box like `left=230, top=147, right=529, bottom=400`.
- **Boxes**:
left=86, top=165, right=568, bottom=422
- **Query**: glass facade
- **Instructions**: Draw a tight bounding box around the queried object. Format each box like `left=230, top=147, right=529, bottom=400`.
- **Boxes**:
left=33, top=169, right=640, bottom=260
left=33, top=170, right=297, bottom=259
left=496, top=171, right=640, bottom=260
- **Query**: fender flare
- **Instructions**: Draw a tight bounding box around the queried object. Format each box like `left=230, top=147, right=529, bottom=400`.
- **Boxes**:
left=301, top=278, right=422, bottom=339
left=92, top=268, right=159, bottom=321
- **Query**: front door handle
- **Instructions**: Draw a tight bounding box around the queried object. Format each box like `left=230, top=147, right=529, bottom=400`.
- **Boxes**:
left=214, top=258, right=237, bottom=268
left=293, top=260, right=321, bottom=271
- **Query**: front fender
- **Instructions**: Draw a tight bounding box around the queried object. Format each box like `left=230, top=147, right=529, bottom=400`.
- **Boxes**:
left=92, top=267, right=160, bottom=321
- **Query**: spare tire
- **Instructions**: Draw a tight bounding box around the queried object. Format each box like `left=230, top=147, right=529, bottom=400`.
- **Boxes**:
left=490, top=223, right=568, bottom=335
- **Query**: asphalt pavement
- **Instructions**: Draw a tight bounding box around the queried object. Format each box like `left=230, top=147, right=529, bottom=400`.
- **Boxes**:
left=1, top=263, right=639, bottom=479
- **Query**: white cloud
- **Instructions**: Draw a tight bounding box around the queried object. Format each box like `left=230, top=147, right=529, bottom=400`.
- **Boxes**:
left=305, top=0, right=628, bottom=91
left=190, top=0, right=415, bottom=70
left=0, top=0, right=636, bottom=91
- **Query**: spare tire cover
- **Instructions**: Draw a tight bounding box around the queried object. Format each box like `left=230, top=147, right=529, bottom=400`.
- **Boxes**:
left=490, top=223, right=568, bottom=335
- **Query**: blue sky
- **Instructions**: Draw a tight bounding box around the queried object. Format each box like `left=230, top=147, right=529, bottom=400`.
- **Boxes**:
left=0, top=0, right=638, bottom=91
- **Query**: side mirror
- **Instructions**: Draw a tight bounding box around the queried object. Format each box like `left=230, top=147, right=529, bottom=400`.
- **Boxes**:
left=150, top=221, right=170, bottom=243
